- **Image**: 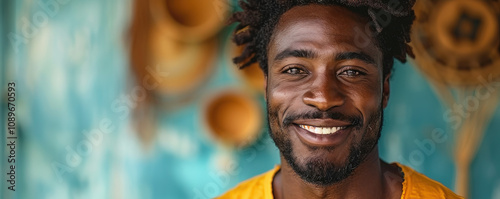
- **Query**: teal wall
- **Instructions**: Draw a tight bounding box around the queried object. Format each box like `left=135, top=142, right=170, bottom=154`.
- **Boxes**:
left=1, top=0, right=499, bottom=199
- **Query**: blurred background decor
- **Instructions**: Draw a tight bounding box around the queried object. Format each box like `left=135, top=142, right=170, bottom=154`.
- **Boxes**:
left=411, top=0, right=500, bottom=196
left=203, top=90, right=262, bottom=148
left=1, top=0, right=499, bottom=199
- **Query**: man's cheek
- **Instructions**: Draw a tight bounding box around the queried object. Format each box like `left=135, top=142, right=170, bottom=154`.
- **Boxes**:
left=268, top=100, right=283, bottom=126
left=354, top=89, right=382, bottom=107
left=269, top=84, right=292, bottom=99
left=268, top=86, right=287, bottom=105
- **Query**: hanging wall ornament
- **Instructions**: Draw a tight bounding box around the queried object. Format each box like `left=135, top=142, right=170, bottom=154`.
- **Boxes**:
left=412, top=0, right=500, bottom=86
left=149, top=25, right=218, bottom=106
left=129, top=0, right=229, bottom=145
left=203, top=90, right=262, bottom=148
left=147, top=0, right=226, bottom=106
left=411, top=0, right=500, bottom=197
left=149, top=0, right=231, bottom=43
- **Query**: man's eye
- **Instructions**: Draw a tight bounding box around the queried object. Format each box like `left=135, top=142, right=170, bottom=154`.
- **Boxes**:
left=284, top=67, right=306, bottom=75
left=340, top=69, right=362, bottom=77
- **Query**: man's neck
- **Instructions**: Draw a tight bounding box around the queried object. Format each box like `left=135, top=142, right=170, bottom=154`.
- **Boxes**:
left=272, top=147, right=403, bottom=199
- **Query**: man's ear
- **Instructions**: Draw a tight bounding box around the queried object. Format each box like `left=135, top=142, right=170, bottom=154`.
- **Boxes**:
left=382, top=73, right=391, bottom=109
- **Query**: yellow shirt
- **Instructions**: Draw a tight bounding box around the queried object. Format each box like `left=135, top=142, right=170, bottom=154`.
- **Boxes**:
left=217, top=162, right=464, bottom=199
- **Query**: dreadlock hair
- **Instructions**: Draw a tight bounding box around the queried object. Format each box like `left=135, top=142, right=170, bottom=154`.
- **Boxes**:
left=229, top=0, right=416, bottom=78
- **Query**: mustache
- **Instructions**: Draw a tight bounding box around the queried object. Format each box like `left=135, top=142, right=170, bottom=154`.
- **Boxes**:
left=282, top=110, right=362, bottom=127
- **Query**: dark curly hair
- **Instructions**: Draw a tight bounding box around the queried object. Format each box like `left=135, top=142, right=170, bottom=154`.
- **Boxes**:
left=229, top=0, right=416, bottom=78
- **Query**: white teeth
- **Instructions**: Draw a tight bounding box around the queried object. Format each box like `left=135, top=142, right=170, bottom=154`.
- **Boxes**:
left=298, top=125, right=345, bottom=135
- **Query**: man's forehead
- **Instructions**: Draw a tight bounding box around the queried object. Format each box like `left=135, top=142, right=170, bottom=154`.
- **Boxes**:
left=276, top=4, right=367, bottom=28
left=271, top=21, right=357, bottom=51
left=269, top=4, right=380, bottom=61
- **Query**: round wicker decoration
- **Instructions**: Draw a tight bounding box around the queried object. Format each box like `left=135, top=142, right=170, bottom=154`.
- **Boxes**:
left=203, top=91, right=262, bottom=148
left=149, top=26, right=217, bottom=96
left=411, top=0, right=500, bottom=87
left=149, top=0, right=230, bottom=42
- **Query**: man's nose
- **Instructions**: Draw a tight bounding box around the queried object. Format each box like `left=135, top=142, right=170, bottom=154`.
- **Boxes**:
left=302, top=74, right=345, bottom=111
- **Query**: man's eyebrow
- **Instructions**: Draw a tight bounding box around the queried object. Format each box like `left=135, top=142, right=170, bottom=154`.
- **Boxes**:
left=274, top=49, right=317, bottom=61
left=335, top=52, right=376, bottom=66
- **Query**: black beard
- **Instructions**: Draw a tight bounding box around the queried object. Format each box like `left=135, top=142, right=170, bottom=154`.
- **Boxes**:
left=267, top=104, right=383, bottom=186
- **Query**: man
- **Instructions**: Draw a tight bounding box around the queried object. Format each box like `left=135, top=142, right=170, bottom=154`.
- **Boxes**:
left=219, top=0, right=463, bottom=198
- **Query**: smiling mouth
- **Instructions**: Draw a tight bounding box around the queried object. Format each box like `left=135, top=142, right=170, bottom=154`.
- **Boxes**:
left=298, top=125, right=348, bottom=135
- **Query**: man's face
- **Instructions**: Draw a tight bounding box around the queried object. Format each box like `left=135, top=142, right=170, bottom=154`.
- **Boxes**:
left=266, top=5, right=390, bottom=185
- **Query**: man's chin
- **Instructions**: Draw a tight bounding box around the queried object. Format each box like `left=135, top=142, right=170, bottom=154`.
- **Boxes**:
left=271, top=130, right=360, bottom=185
left=284, top=147, right=361, bottom=186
